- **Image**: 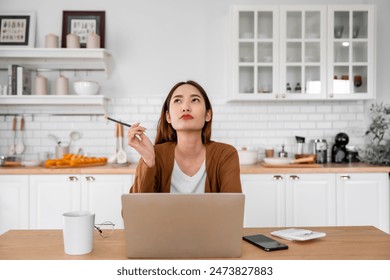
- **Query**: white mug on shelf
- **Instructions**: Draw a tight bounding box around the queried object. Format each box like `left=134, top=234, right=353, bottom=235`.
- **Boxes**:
left=56, top=75, right=69, bottom=95
left=87, top=33, right=100, bottom=48
left=66, top=33, right=80, bottom=48
left=45, top=33, right=59, bottom=48
left=34, top=75, right=48, bottom=95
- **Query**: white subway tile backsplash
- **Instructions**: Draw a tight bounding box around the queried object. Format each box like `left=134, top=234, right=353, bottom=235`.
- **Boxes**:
left=0, top=97, right=368, bottom=161
left=299, top=122, right=316, bottom=129
left=317, top=122, right=333, bottom=129
left=325, top=114, right=340, bottom=121
left=309, top=114, right=324, bottom=121
left=292, top=114, right=309, bottom=121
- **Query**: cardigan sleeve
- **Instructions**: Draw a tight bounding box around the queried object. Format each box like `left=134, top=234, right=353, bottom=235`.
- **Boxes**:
left=218, top=146, right=242, bottom=193
left=205, top=143, right=242, bottom=193
left=129, top=158, right=158, bottom=193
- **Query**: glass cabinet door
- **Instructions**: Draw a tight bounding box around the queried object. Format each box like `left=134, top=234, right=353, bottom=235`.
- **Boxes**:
left=328, top=6, right=375, bottom=99
left=280, top=6, right=327, bottom=99
left=234, top=7, right=279, bottom=99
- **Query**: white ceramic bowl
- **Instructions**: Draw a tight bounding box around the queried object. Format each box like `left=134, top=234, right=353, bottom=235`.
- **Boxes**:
left=237, top=148, right=258, bottom=165
left=22, top=160, right=41, bottom=167
left=263, top=157, right=292, bottom=165
left=74, top=81, right=100, bottom=95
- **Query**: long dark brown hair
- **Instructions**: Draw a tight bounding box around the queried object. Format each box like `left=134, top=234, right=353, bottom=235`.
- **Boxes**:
left=155, top=80, right=213, bottom=145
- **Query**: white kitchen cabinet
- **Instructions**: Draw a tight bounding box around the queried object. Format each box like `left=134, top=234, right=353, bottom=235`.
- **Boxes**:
left=279, top=6, right=327, bottom=100
left=327, top=5, right=376, bottom=100
left=241, top=174, right=285, bottom=227
left=29, top=175, right=82, bottom=229
left=0, top=175, right=29, bottom=234
left=336, top=173, right=389, bottom=233
left=230, top=4, right=375, bottom=101
left=231, top=6, right=280, bottom=100
left=29, top=174, right=133, bottom=229
left=241, top=172, right=389, bottom=232
left=241, top=173, right=336, bottom=227
left=285, top=173, right=336, bottom=227
left=82, top=174, right=133, bottom=229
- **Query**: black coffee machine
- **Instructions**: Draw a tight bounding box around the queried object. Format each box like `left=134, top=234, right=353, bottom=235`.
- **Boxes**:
left=331, top=132, right=349, bottom=163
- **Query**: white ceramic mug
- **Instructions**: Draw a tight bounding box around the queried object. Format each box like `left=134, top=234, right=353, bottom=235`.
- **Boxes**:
left=55, top=145, right=69, bottom=159
left=34, top=75, right=48, bottom=95
left=87, top=33, right=100, bottom=48
left=56, top=75, right=69, bottom=95
left=45, top=33, right=59, bottom=48
left=63, top=211, right=95, bottom=255
left=66, top=33, right=80, bottom=48
left=38, top=151, right=50, bottom=163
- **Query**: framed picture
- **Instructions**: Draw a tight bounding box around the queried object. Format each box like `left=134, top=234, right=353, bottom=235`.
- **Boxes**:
left=62, top=10, right=105, bottom=48
left=0, top=11, right=36, bottom=47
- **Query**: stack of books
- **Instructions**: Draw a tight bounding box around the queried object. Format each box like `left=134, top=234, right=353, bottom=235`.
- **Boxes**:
left=8, top=64, right=32, bottom=96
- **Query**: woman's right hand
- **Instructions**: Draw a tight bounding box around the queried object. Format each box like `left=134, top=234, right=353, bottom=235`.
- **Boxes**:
left=127, top=123, right=155, bottom=167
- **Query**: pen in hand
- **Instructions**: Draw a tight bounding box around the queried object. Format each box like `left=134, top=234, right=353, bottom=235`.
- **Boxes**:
left=104, top=115, right=132, bottom=127
left=105, top=115, right=144, bottom=141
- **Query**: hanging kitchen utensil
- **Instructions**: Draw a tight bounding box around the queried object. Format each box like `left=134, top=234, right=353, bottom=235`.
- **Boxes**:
left=107, top=124, right=118, bottom=163
left=9, top=116, right=17, bottom=155
left=15, top=116, right=25, bottom=155
left=48, top=134, right=60, bottom=144
left=116, top=123, right=127, bottom=164
left=68, top=131, right=81, bottom=147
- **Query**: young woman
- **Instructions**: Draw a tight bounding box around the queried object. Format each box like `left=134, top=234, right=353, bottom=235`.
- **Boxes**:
left=128, top=80, right=241, bottom=193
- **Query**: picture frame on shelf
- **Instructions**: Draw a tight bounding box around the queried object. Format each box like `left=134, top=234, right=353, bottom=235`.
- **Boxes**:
left=0, top=11, right=36, bottom=48
left=61, top=10, right=105, bottom=48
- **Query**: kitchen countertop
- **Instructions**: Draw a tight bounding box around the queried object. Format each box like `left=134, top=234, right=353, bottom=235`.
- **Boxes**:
left=1, top=226, right=389, bottom=260
left=1, top=162, right=390, bottom=175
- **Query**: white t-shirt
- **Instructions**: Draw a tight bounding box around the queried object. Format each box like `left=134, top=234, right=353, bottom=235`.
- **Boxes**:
left=170, top=160, right=206, bottom=193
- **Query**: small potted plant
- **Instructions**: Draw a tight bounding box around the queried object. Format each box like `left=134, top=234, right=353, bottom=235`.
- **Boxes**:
left=359, top=102, right=390, bottom=166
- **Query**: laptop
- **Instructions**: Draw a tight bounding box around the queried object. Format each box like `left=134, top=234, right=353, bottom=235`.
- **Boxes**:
left=121, top=193, right=245, bottom=258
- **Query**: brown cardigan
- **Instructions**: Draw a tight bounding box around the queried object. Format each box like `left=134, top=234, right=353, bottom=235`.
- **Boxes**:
left=130, top=141, right=242, bottom=193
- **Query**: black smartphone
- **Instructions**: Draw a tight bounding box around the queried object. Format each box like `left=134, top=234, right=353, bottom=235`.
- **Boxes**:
left=243, top=234, right=288, bottom=252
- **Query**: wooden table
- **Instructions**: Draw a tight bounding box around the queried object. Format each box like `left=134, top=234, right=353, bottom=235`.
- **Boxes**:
left=1, top=226, right=389, bottom=260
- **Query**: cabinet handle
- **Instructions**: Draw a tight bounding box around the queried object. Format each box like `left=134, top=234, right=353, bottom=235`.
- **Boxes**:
left=67, top=176, right=79, bottom=182
left=273, top=175, right=283, bottom=181
left=340, top=175, right=351, bottom=180
left=85, top=176, right=95, bottom=182
left=329, top=93, right=334, bottom=98
left=289, top=175, right=300, bottom=180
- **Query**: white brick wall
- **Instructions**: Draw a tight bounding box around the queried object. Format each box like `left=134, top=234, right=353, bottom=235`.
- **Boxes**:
left=0, top=97, right=367, bottom=163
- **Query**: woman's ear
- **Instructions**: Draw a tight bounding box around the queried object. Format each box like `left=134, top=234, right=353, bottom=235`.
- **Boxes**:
left=165, top=111, right=171, bottom=124
left=205, top=109, right=212, bottom=122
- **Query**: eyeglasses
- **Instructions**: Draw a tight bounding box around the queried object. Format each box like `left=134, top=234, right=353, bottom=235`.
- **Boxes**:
left=94, top=221, right=115, bottom=238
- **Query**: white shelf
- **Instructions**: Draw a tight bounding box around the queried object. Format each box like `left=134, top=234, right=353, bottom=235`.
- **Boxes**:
left=0, top=95, right=109, bottom=106
left=0, top=95, right=110, bottom=115
left=0, top=48, right=111, bottom=74
left=0, top=48, right=112, bottom=114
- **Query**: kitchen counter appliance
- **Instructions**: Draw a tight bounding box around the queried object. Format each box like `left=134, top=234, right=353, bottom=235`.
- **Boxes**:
left=331, top=133, right=349, bottom=163
left=313, top=139, right=328, bottom=164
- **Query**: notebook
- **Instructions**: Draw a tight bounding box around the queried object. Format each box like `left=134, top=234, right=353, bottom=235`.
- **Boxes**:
left=121, top=193, right=245, bottom=258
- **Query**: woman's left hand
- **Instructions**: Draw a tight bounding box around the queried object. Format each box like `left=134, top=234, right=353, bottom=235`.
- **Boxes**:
left=127, top=123, right=155, bottom=167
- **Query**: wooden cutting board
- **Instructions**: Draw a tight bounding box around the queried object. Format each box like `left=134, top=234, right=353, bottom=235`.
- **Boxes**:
left=261, top=162, right=321, bottom=168
left=45, top=162, right=107, bottom=169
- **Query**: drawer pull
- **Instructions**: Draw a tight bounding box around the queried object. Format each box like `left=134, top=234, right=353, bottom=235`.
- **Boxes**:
left=67, top=176, right=79, bottom=182
left=289, top=175, right=300, bottom=180
left=340, top=175, right=351, bottom=180
left=273, top=175, right=283, bottom=181
left=85, top=176, right=95, bottom=182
